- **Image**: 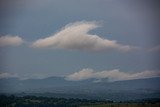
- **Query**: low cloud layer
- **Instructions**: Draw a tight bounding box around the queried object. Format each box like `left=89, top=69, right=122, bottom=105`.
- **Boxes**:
left=66, top=68, right=160, bottom=82
left=0, top=35, right=23, bottom=47
left=32, top=21, right=134, bottom=52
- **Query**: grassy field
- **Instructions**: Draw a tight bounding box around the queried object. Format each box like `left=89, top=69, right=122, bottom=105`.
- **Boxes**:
left=81, top=103, right=160, bottom=107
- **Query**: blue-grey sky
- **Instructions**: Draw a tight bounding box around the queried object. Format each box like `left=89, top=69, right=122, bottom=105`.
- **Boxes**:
left=0, top=0, right=160, bottom=80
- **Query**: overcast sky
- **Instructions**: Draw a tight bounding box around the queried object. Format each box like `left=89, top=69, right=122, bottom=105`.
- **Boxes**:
left=0, top=0, right=160, bottom=80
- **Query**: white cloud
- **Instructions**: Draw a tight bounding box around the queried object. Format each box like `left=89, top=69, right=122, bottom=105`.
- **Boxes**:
left=66, top=68, right=160, bottom=82
left=0, top=72, right=18, bottom=79
left=32, top=21, right=134, bottom=52
left=0, top=35, right=23, bottom=47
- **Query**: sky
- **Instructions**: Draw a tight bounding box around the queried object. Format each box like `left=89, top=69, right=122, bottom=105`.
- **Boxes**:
left=0, top=0, right=160, bottom=81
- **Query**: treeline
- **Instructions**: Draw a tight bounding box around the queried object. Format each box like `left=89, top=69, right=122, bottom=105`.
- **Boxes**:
left=0, top=95, right=110, bottom=107
left=0, top=95, right=160, bottom=107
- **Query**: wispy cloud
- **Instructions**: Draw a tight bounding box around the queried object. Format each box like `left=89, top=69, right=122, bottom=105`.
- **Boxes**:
left=66, top=68, right=160, bottom=82
left=32, top=21, right=135, bottom=52
left=0, top=35, right=23, bottom=47
left=0, top=72, right=18, bottom=79
left=148, top=45, right=160, bottom=52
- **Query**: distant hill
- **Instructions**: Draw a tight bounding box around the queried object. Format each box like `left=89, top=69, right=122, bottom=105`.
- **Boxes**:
left=0, top=77, right=160, bottom=101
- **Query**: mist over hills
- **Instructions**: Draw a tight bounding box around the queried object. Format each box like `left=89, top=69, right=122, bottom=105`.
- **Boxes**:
left=0, top=77, right=160, bottom=101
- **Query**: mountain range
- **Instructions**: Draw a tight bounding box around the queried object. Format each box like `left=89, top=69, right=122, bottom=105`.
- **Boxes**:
left=0, top=77, right=160, bottom=101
